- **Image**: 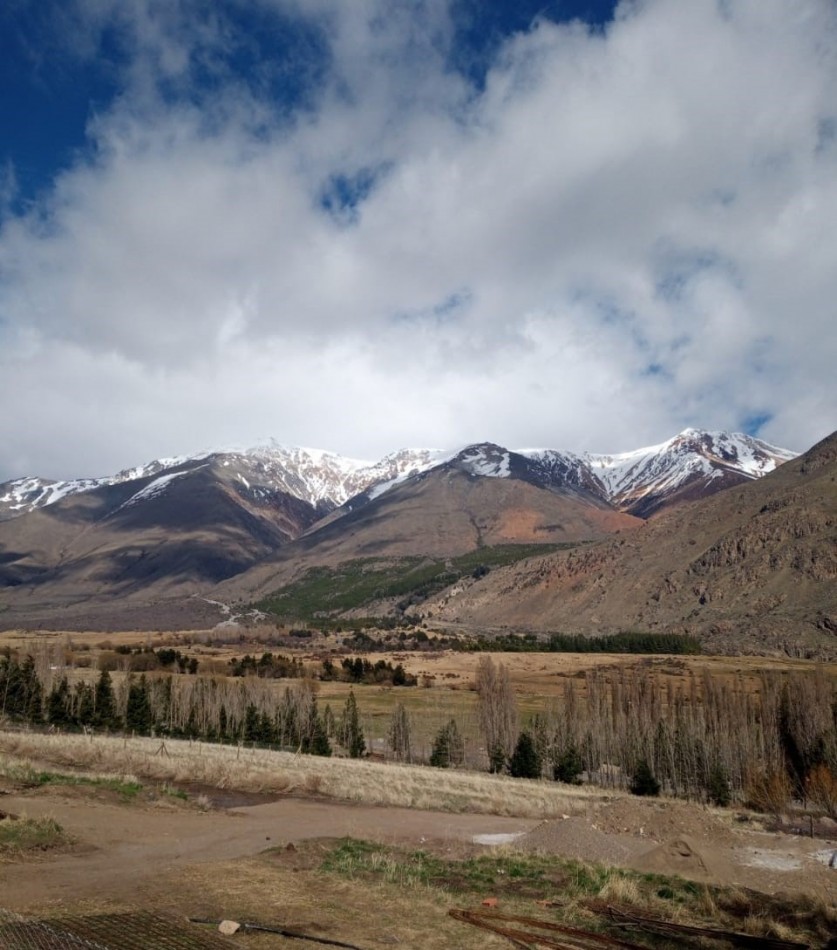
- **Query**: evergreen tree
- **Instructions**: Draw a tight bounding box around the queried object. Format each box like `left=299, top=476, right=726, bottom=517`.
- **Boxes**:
left=18, top=656, right=43, bottom=724
left=243, top=704, right=260, bottom=743
left=94, top=669, right=118, bottom=729
left=341, top=691, right=366, bottom=758
left=487, top=742, right=506, bottom=774
left=706, top=762, right=731, bottom=807
left=305, top=713, right=332, bottom=757
left=509, top=731, right=541, bottom=779
left=553, top=746, right=583, bottom=785
left=125, top=675, right=152, bottom=734
left=430, top=719, right=464, bottom=768
left=47, top=677, right=72, bottom=728
left=75, top=682, right=95, bottom=727
left=258, top=711, right=277, bottom=745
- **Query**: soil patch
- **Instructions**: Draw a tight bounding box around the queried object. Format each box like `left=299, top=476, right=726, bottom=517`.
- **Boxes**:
left=176, top=783, right=283, bottom=810
left=517, top=817, right=646, bottom=866
left=634, top=835, right=734, bottom=882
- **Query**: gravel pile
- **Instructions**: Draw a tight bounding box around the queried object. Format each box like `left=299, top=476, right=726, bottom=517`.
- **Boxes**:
left=516, top=817, right=649, bottom=866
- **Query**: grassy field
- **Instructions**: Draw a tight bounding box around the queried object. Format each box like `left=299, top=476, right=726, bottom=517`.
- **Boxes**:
left=0, top=730, right=600, bottom=818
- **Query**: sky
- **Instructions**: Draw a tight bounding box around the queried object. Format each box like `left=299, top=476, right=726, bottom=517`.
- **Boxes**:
left=1, top=0, right=835, bottom=480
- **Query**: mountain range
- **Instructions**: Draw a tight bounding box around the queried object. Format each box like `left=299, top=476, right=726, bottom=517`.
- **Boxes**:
left=2, top=426, right=833, bottom=657
left=0, top=428, right=794, bottom=522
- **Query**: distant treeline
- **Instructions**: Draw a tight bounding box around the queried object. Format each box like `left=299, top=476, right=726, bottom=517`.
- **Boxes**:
left=463, top=631, right=702, bottom=655
left=0, top=654, right=367, bottom=758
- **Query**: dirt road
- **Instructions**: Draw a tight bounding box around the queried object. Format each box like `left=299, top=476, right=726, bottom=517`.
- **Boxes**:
left=2, top=782, right=836, bottom=918
left=0, top=788, right=536, bottom=911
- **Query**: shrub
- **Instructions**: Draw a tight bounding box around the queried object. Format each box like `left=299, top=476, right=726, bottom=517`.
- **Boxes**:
left=805, top=764, right=837, bottom=818
left=744, top=769, right=792, bottom=815
left=706, top=762, right=731, bottom=807
left=630, top=759, right=660, bottom=797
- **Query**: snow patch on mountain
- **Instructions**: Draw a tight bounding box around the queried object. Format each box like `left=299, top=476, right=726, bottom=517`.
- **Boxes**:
left=119, top=470, right=193, bottom=509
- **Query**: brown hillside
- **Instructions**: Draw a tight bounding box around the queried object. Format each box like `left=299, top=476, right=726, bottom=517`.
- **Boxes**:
left=428, top=432, right=837, bottom=657
left=0, top=462, right=319, bottom=614
left=217, top=466, right=642, bottom=602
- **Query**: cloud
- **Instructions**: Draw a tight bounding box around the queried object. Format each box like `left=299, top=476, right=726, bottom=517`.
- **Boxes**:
left=1, top=0, right=836, bottom=479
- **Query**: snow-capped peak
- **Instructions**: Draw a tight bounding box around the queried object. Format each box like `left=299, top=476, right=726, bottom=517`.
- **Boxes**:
left=583, top=429, right=796, bottom=515
left=0, top=429, right=797, bottom=522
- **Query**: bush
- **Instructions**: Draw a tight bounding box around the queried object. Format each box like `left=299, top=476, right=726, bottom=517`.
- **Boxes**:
left=805, top=764, right=837, bottom=818
left=706, top=762, right=731, bottom=807
left=629, top=759, right=660, bottom=797
left=744, top=769, right=791, bottom=815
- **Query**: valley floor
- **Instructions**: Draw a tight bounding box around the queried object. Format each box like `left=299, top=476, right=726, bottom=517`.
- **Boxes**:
left=1, top=750, right=835, bottom=948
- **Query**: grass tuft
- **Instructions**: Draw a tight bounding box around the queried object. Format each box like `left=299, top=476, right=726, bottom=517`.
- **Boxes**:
left=0, top=815, right=69, bottom=855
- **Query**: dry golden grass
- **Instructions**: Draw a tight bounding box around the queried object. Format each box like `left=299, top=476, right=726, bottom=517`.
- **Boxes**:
left=142, top=855, right=514, bottom=950
left=0, top=729, right=603, bottom=818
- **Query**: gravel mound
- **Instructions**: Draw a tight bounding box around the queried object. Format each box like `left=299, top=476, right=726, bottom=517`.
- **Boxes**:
left=516, top=817, right=649, bottom=866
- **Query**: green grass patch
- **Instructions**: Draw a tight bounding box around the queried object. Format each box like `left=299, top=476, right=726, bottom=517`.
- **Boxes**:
left=257, top=545, right=572, bottom=624
left=317, top=840, right=835, bottom=947
left=0, top=816, right=68, bottom=855
left=1, top=763, right=142, bottom=799
left=319, top=839, right=558, bottom=895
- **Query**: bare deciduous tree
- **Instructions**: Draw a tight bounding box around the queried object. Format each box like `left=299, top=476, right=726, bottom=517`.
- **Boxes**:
left=475, top=656, right=518, bottom=771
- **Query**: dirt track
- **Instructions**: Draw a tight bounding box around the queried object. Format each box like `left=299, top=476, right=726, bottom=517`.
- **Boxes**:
left=2, top=783, right=836, bottom=916
left=0, top=788, right=535, bottom=911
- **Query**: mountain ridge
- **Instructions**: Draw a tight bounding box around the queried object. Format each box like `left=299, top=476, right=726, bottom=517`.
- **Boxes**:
left=0, top=429, right=796, bottom=522
left=423, top=431, right=837, bottom=656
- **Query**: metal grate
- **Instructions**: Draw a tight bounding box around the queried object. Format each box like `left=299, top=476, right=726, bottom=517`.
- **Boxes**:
left=0, top=910, right=236, bottom=950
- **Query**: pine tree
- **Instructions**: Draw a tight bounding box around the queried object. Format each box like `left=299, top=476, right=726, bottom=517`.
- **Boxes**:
left=125, top=675, right=152, bottom=734
left=707, top=762, right=731, bottom=807
left=306, top=713, right=332, bottom=757
left=509, top=731, right=541, bottom=779
left=430, top=719, right=464, bottom=768
left=553, top=745, right=583, bottom=785
left=341, top=691, right=366, bottom=758
left=18, top=656, right=43, bottom=724
left=47, top=677, right=72, bottom=728
left=75, top=682, right=95, bottom=727
left=94, top=669, right=118, bottom=729
left=243, top=704, right=260, bottom=743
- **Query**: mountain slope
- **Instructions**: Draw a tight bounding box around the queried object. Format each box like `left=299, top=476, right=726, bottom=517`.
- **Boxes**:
left=214, top=443, right=643, bottom=604
left=427, top=431, right=837, bottom=656
left=0, top=456, right=323, bottom=608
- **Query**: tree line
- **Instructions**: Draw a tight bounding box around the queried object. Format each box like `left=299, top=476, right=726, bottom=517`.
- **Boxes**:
left=0, top=655, right=368, bottom=759
left=2, top=652, right=835, bottom=813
